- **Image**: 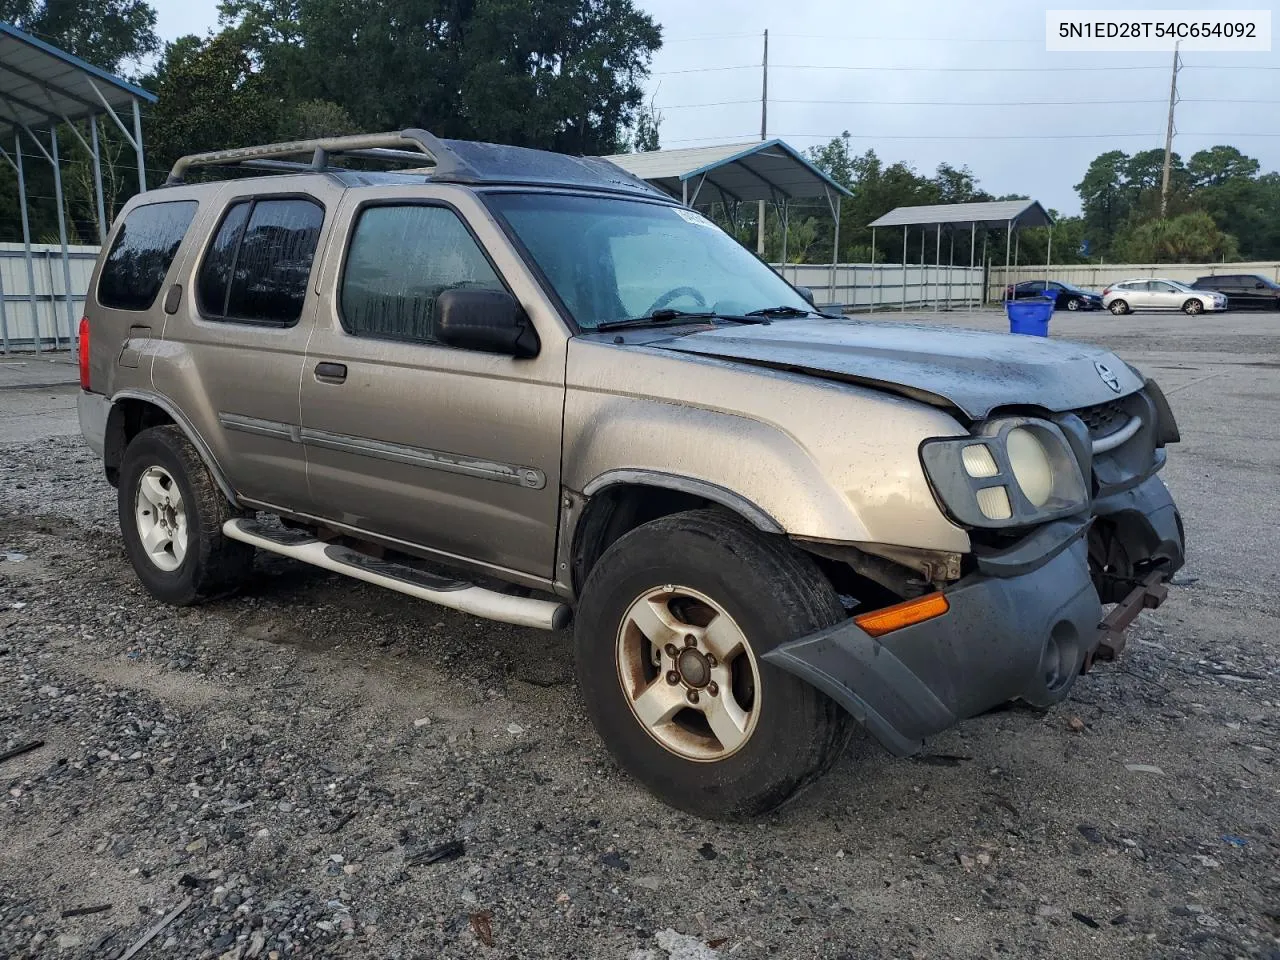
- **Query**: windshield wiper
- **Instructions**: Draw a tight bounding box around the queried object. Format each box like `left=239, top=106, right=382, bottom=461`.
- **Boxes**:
left=745, top=305, right=813, bottom=317
left=596, top=309, right=771, bottom=332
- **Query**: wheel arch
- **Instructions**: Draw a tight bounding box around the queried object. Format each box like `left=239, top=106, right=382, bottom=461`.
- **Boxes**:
left=566, top=472, right=784, bottom=597
left=107, top=390, right=240, bottom=506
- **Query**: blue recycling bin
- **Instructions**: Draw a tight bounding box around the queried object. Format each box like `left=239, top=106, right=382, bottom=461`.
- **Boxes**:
left=1006, top=296, right=1055, bottom=336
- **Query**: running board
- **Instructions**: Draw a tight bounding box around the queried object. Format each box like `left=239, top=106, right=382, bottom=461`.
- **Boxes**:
left=223, top=519, right=571, bottom=631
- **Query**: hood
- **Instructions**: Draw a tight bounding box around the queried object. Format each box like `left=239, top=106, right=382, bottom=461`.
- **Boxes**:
left=650, top=318, right=1144, bottom=420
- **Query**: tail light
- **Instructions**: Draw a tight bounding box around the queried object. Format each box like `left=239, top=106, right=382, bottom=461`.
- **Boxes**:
left=78, top=316, right=90, bottom=389
left=1102, top=287, right=1111, bottom=295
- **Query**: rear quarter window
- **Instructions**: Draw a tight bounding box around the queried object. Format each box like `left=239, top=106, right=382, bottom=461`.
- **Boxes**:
left=97, top=201, right=199, bottom=311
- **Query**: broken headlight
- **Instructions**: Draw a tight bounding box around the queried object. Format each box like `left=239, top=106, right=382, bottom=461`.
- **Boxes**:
left=920, top=418, right=1089, bottom=529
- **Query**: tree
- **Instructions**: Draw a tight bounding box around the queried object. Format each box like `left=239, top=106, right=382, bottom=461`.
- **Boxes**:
left=0, top=0, right=159, bottom=74
left=1115, top=211, right=1240, bottom=263
left=1188, top=145, right=1259, bottom=189
left=1074, top=150, right=1130, bottom=259
left=217, top=0, right=663, bottom=155
left=1074, top=143, right=1280, bottom=261
left=142, top=33, right=281, bottom=176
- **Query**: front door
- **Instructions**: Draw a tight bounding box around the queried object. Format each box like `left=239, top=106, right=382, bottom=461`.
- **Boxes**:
left=298, top=188, right=567, bottom=582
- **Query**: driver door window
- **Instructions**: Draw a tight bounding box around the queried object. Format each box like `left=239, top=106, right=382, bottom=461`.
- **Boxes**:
left=340, top=204, right=504, bottom=344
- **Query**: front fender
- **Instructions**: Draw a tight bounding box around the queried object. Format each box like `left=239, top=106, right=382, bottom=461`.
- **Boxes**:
left=563, top=341, right=972, bottom=553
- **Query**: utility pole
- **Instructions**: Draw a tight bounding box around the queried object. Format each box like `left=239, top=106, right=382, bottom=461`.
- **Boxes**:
left=1160, top=41, right=1181, bottom=218
left=757, top=28, right=768, bottom=255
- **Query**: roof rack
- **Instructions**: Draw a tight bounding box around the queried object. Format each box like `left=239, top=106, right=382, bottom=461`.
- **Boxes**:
left=165, top=129, right=458, bottom=185
left=164, top=128, right=669, bottom=200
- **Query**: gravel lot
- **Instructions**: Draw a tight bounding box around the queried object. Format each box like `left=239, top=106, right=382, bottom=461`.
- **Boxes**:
left=2, top=310, right=1278, bottom=960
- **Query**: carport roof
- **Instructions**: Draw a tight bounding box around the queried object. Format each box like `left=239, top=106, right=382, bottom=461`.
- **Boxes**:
left=601, top=139, right=852, bottom=206
left=868, top=199, right=1053, bottom=230
left=0, top=21, right=156, bottom=134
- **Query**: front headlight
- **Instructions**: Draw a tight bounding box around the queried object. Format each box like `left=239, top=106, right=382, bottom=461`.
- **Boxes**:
left=1006, top=427, right=1053, bottom=506
left=920, top=418, right=1089, bottom=529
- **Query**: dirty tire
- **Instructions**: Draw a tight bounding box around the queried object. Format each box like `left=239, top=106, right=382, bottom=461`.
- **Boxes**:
left=1109, top=299, right=1129, bottom=315
left=574, top=509, right=852, bottom=820
left=1182, top=298, right=1203, bottom=315
left=118, top=425, right=253, bottom=605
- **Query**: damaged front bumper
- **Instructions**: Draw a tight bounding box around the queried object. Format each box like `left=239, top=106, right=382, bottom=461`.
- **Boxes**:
left=766, top=475, right=1185, bottom=758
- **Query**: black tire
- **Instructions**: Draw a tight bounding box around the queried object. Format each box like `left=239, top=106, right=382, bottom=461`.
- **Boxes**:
left=1182, top=298, right=1203, bottom=316
left=1066, top=297, right=1081, bottom=312
left=1109, top=299, right=1129, bottom=316
left=574, top=509, right=852, bottom=819
left=118, top=425, right=253, bottom=605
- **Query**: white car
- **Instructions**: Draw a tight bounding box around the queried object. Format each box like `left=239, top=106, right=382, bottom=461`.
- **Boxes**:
left=1102, top=278, right=1228, bottom=316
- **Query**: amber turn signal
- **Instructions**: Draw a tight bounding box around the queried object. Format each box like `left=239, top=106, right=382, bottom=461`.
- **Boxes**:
left=854, top=592, right=950, bottom=638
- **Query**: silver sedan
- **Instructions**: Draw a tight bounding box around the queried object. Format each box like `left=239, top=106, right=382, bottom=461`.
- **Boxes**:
left=1103, top=278, right=1228, bottom=316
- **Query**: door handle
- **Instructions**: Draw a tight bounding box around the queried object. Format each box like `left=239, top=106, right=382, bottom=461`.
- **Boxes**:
left=314, top=361, right=347, bottom=384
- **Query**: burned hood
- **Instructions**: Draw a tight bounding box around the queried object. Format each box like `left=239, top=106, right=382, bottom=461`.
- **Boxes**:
left=651, top=318, right=1145, bottom=419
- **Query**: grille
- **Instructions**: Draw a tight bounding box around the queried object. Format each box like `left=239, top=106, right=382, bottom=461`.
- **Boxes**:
left=1074, top=399, right=1127, bottom=439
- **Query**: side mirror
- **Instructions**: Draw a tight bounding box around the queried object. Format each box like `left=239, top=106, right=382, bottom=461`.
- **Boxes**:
left=1256, top=282, right=1266, bottom=289
left=435, top=289, right=540, bottom=358
left=796, top=285, right=816, bottom=307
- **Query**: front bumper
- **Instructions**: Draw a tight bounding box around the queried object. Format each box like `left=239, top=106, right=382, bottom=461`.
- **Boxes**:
left=764, top=538, right=1102, bottom=757
left=767, top=473, right=1185, bottom=757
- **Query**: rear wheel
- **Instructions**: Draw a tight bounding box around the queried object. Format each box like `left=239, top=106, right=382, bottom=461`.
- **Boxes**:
left=574, top=509, right=852, bottom=819
left=1182, top=298, right=1204, bottom=315
left=1109, top=299, right=1129, bottom=316
left=118, top=425, right=253, bottom=605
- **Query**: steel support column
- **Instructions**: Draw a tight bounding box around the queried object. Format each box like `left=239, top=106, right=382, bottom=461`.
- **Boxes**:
left=830, top=196, right=841, bottom=307
left=900, top=227, right=907, bottom=312
left=948, top=229, right=955, bottom=310
left=49, top=127, right=77, bottom=348
left=15, top=132, right=41, bottom=351
left=90, top=116, right=107, bottom=242
left=969, top=222, right=976, bottom=311
left=132, top=97, right=146, bottom=192
left=919, top=227, right=926, bottom=310
left=870, top=226, right=877, bottom=312
left=780, top=200, right=789, bottom=275
left=934, top=224, right=942, bottom=310
left=1004, top=222, right=1013, bottom=303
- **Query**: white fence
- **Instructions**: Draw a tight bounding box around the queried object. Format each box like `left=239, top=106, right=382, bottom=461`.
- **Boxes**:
left=989, top=260, right=1280, bottom=300
left=0, top=242, right=100, bottom=352
left=776, top=262, right=984, bottom=311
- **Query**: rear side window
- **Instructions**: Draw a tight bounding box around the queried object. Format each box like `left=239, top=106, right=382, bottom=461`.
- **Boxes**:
left=197, top=197, right=324, bottom=325
left=339, top=204, right=504, bottom=344
left=97, top=201, right=198, bottom=311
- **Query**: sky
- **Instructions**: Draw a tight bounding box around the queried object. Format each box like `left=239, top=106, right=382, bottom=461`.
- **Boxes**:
left=149, top=0, right=1280, bottom=215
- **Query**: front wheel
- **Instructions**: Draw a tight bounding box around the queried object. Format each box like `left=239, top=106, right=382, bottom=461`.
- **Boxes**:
left=118, top=425, right=254, bottom=605
left=1182, top=298, right=1204, bottom=315
left=1109, top=299, right=1129, bottom=315
left=574, top=510, right=852, bottom=819
left=1066, top=297, right=1082, bottom=312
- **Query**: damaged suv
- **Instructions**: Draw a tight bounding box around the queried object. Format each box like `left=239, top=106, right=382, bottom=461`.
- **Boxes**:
left=77, top=131, right=1185, bottom=818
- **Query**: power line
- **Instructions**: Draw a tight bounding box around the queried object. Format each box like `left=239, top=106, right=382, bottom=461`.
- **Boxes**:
left=657, top=97, right=1174, bottom=109
left=652, top=62, right=1280, bottom=77
left=660, top=131, right=1280, bottom=145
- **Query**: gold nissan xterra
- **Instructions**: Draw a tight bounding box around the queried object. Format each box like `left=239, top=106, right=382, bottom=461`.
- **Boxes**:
left=77, top=131, right=1185, bottom=818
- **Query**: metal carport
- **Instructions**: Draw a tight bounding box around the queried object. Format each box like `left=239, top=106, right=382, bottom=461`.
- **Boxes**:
left=0, top=20, right=156, bottom=354
left=602, top=139, right=853, bottom=296
left=868, top=200, right=1054, bottom=311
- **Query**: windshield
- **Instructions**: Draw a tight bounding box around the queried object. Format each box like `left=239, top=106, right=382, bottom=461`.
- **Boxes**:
left=1165, top=279, right=1194, bottom=292
left=484, top=192, right=813, bottom=330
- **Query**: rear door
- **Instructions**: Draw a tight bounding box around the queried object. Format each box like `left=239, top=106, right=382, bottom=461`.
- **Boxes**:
left=153, top=178, right=341, bottom=509
left=298, top=186, right=568, bottom=582
left=1119, top=281, right=1153, bottom=309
